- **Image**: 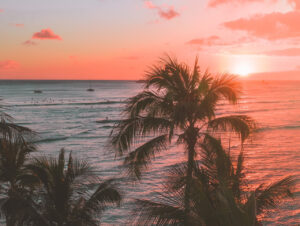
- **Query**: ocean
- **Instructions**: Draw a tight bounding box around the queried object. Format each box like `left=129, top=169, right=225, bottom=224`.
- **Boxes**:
left=0, top=80, right=299, bottom=225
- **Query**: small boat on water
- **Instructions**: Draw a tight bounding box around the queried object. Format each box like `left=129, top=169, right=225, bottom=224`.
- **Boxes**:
left=87, top=82, right=94, bottom=92
left=34, top=90, right=42, bottom=94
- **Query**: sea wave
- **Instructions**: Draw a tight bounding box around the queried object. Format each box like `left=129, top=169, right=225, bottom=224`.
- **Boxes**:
left=257, top=125, right=300, bottom=132
left=9, top=100, right=126, bottom=107
left=34, top=136, right=69, bottom=143
left=96, top=119, right=121, bottom=124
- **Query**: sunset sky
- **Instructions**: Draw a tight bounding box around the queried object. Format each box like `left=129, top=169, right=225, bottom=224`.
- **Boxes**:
left=1, top=0, right=300, bottom=80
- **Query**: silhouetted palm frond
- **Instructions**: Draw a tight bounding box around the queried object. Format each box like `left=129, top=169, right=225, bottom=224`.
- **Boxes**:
left=26, top=149, right=122, bottom=225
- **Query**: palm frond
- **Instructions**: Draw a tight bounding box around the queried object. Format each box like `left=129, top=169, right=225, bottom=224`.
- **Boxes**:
left=110, top=116, right=171, bottom=155
left=208, top=115, right=256, bottom=142
left=85, top=179, right=121, bottom=211
left=210, top=74, right=241, bottom=104
left=133, top=199, right=185, bottom=225
left=254, top=175, right=296, bottom=215
left=124, top=134, right=168, bottom=179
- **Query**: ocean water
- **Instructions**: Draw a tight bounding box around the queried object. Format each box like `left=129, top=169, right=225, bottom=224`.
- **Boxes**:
left=0, top=80, right=299, bottom=225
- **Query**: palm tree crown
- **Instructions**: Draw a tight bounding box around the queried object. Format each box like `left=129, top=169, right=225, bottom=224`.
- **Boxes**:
left=110, top=56, right=256, bottom=218
left=25, top=149, right=122, bottom=226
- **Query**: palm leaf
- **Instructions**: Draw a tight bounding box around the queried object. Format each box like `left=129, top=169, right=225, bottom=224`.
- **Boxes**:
left=208, top=115, right=256, bottom=142
left=124, top=134, right=168, bottom=179
left=254, top=175, right=296, bottom=215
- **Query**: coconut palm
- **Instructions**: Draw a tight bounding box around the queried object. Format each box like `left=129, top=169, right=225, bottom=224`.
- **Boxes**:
left=25, top=149, right=122, bottom=226
left=110, top=56, right=256, bottom=219
left=0, top=110, right=34, bottom=141
left=0, top=127, right=38, bottom=226
left=133, top=138, right=296, bottom=225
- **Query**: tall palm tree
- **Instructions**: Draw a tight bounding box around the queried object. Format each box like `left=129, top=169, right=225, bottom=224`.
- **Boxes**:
left=26, top=149, right=122, bottom=226
left=132, top=138, right=296, bottom=225
left=110, top=56, right=256, bottom=218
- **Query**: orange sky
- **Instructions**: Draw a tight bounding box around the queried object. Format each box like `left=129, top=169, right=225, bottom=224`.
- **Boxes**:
left=0, top=0, right=300, bottom=80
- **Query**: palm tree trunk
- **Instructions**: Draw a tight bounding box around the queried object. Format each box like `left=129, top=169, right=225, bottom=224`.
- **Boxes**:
left=184, top=126, right=197, bottom=225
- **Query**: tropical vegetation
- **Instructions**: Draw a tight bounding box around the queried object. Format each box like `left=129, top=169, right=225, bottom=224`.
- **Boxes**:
left=0, top=111, right=121, bottom=226
left=133, top=138, right=295, bottom=225
left=110, top=56, right=257, bottom=220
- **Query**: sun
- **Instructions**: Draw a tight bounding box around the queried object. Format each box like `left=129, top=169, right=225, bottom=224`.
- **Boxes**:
left=232, top=61, right=253, bottom=77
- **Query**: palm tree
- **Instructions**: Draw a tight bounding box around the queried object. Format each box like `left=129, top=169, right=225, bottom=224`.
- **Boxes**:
left=110, top=56, right=256, bottom=219
left=26, top=149, right=122, bottom=226
left=0, top=109, right=34, bottom=141
left=0, top=127, right=38, bottom=225
left=132, top=138, right=296, bottom=225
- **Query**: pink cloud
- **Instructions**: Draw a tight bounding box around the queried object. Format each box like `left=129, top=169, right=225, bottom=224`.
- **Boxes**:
left=208, top=0, right=260, bottom=7
left=145, top=1, right=156, bottom=9
left=288, top=0, right=300, bottom=10
left=0, top=60, right=18, bottom=70
left=186, top=36, right=220, bottom=45
left=263, top=48, right=300, bottom=56
left=223, top=11, right=300, bottom=40
left=22, top=40, right=37, bottom=46
left=144, top=1, right=180, bottom=20
left=0, top=9, right=3, bottom=13
left=15, top=24, right=24, bottom=27
left=186, top=36, right=253, bottom=48
left=32, top=28, right=62, bottom=40
left=248, top=70, right=300, bottom=80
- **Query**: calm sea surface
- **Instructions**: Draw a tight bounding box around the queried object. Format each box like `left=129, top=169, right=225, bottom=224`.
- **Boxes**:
left=0, top=80, right=299, bottom=225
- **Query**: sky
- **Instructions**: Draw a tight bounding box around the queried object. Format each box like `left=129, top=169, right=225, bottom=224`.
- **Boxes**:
left=0, top=0, right=300, bottom=80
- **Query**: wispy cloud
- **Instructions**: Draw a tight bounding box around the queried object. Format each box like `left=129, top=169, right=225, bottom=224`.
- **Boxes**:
left=263, top=48, right=300, bottom=56
left=0, top=60, right=18, bottom=70
left=22, top=40, right=37, bottom=46
left=144, top=1, right=180, bottom=20
left=288, top=0, right=300, bottom=10
left=223, top=11, right=300, bottom=40
left=32, top=28, right=62, bottom=40
left=0, top=9, right=3, bottom=13
left=186, top=36, right=220, bottom=45
left=208, top=0, right=261, bottom=7
left=15, top=24, right=24, bottom=27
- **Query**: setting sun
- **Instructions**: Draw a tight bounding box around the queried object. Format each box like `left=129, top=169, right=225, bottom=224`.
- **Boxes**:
left=232, top=61, right=254, bottom=77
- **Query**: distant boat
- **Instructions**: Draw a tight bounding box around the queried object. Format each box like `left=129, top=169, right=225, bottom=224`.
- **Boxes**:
left=33, top=90, right=42, bottom=94
left=87, top=82, right=94, bottom=92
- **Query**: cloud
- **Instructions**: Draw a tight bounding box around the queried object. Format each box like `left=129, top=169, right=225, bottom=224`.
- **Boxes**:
left=0, top=9, right=3, bottom=13
left=15, top=24, right=24, bottom=27
left=208, top=0, right=260, bottom=7
left=248, top=70, right=300, bottom=80
left=32, top=28, right=62, bottom=40
left=263, top=48, right=300, bottom=56
left=288, top=0, right=300, bottom=10
left=22, top=40, right=37, bottom=46
left=0, top=60, right=18, bottom=70
left=209, top=0, right=300, bottom=10
left=144, top=1, right=180, bottom=20
left=186, top=36, right=253, bottom=48
left=223, top=11, right=300, bottom=40
left=186, top=36, right=220, bottom=45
